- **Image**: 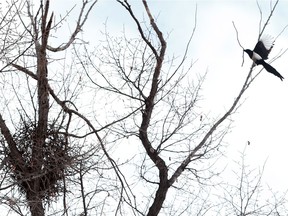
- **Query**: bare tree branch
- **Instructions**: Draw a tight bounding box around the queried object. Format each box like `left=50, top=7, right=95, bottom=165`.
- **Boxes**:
left=47, top=0, right=98, bottom=52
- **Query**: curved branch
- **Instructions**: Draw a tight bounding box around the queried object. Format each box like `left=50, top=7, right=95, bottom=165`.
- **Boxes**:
left=47, top=0, right=98, bottom=52
left=117, top=0, right=159, bottom=58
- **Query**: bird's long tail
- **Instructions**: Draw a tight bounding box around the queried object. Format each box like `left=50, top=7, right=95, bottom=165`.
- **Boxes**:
left=258, top=59, right=284, bottom=81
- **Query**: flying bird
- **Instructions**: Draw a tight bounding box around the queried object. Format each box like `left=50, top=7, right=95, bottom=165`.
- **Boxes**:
left=244, top=35, right=284, bottom=81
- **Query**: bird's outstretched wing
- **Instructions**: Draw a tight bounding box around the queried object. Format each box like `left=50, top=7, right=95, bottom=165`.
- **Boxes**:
left=253, top=35, right=274, bottom=60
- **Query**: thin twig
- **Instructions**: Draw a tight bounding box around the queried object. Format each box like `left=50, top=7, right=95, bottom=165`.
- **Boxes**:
left=232, top=21, right=245, bottom=66
left=258, top=0, right=279, bottom=39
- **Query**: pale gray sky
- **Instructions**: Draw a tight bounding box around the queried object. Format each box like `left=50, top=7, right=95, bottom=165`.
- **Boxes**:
left=52, top=0, right=288, bottom=199
left=80, top=0, right=288, bottom=191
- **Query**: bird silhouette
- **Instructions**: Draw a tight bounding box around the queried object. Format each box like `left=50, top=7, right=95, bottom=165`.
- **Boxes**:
left=244, top=35, right=284, bottom=81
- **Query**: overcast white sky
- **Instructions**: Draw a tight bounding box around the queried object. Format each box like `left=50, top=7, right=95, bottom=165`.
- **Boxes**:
left=49, top=0, right=288, bottom=194
left=70, top=0, right=288, bottom=193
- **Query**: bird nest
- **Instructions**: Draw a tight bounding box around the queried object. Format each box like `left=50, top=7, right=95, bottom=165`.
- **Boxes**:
left=4, top=120, right=73, bottom=201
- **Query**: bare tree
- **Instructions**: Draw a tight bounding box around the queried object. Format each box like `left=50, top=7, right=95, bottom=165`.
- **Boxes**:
left=77, top=0, right=287, bottom=215
left=217, top=147, right=288, bottom=216
left=0, top=0, right=287, bottom=215
left=0, top=0, right=99, bottom=215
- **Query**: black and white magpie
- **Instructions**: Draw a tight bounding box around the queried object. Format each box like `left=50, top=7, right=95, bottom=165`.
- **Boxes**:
left=244, top=35, right=284, bottom=81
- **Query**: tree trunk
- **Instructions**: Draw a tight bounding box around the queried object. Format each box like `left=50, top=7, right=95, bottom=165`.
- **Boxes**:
left=27, top=190, right=45, bottom=216
left=147, top=181, right=169, bottom=216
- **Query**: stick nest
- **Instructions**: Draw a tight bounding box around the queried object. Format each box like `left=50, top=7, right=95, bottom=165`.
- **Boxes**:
left=4, top=120, right=73, bottom=202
